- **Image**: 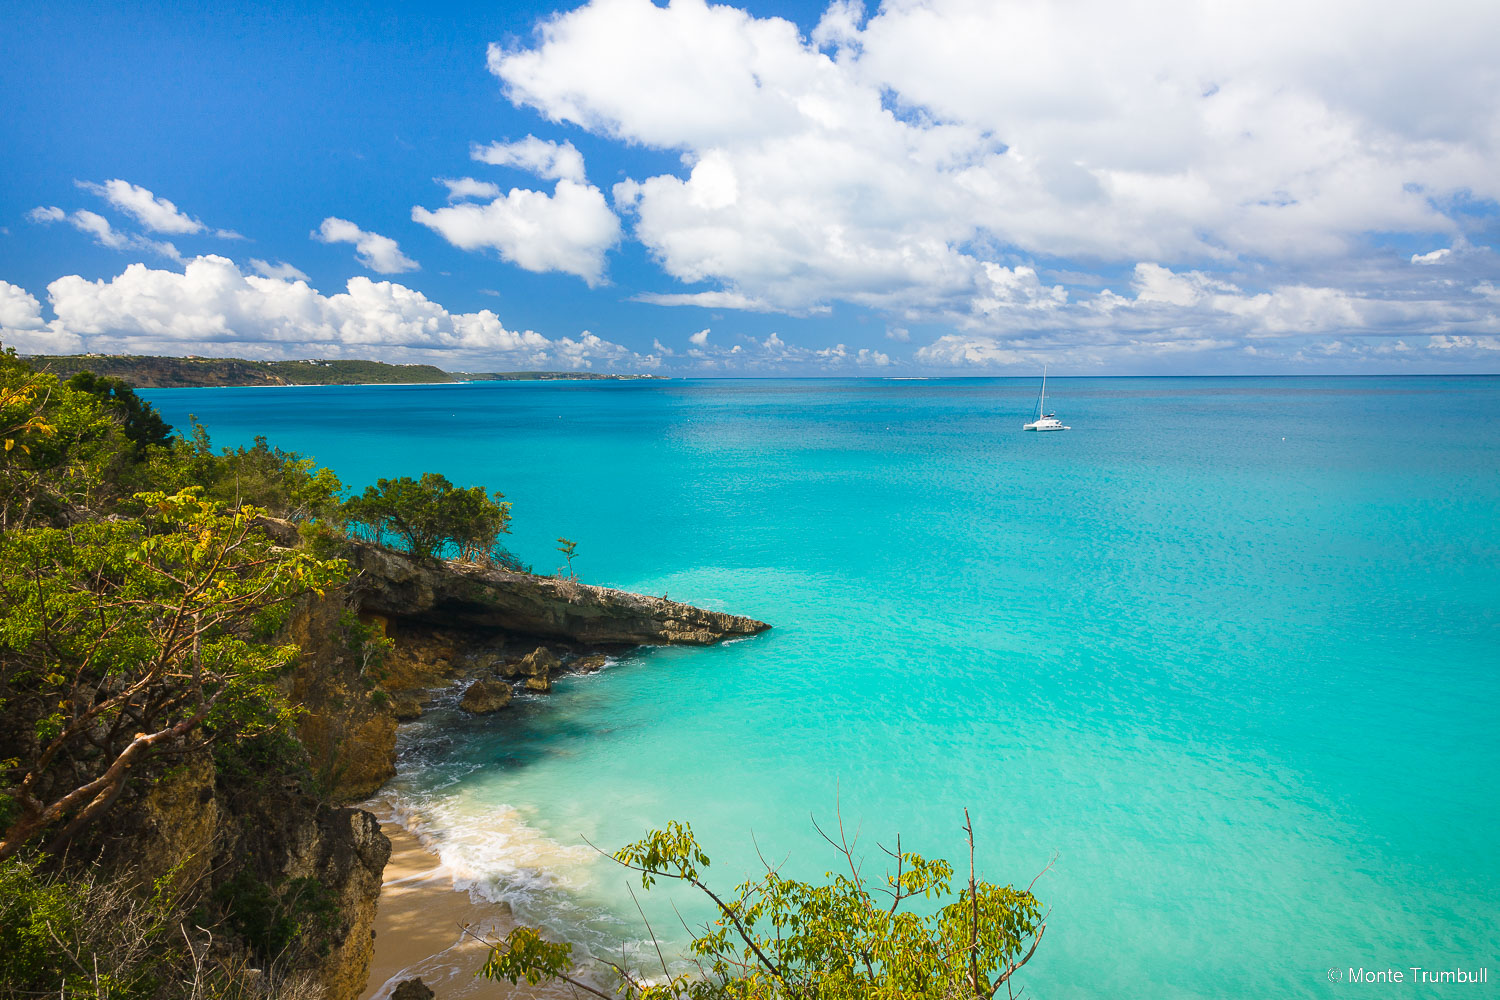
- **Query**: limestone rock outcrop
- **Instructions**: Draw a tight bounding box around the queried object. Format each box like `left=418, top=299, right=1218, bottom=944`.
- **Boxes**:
left=285, top=592, right=396, bottom=801
left=280, top=807, right=390, bottom=1000
left=459, top=679, right=512, bottom=713
left=518, top=646, right=560, bottom=676
left=234, top=523, right=771, bottom=1000
left=346, top=541, right=770, bottom=645
left=123, top=753, right=219, bottom=892
left=224, top=800, right=390, bottom=1000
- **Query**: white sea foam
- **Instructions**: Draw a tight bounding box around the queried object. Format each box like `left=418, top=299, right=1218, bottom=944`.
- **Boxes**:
left=369, top=791, right=594, bottom=904
left=365, top=660, right=655, bottom=969
left=368, top=782, right=685, bottom=988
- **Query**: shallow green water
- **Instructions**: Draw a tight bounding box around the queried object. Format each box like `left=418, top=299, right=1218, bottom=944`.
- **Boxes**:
left=145, top=377, right=1500, bottom=997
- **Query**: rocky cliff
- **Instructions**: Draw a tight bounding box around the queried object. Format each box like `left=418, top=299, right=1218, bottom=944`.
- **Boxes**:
left=345, top=540, right=770, bottom=646
left=93, top=528, right=767, bottom=1000
left=285, top=591, right=398, bottom=802
left=98, top=746, right=390, bottom=1000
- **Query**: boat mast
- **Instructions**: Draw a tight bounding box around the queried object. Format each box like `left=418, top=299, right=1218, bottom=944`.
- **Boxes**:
left=1039, top=364, right=1047, bottom=417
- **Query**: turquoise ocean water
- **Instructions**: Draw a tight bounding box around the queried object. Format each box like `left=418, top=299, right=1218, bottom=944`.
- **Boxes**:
left=143, top=377, right=1500, bottom=997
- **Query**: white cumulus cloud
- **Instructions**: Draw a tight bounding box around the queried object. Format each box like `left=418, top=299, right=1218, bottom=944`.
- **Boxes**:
left=313, top=217, right=420, bottom=274
left=437, top=177, right=504, bottom=202
left=471, top=136, right=588, bottom=184
left=412, top=179, right=621, bottom=286
left=0, top=280, right=83, bottom=354
left=76, top=179, right=240, bottom=238
left=31, top=205, right=183, bottom=262
left=0, top=281, right=46, bottom=332
left=249, top=259, right=310, bottom=281
left=78, top=179, right=202, bottom=234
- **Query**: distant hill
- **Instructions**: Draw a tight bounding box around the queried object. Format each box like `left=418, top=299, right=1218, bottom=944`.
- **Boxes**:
left=20, top=354, right=663, bottom=388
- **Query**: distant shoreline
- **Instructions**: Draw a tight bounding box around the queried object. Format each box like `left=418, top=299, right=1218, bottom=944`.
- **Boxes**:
left=20, top=355, right=1495, bottom=387
left=20, top=353, right=666, bottom=389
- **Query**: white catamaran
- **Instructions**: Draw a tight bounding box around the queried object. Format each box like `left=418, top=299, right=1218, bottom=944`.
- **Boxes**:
left=1023, top=366, right=1070, bottom=431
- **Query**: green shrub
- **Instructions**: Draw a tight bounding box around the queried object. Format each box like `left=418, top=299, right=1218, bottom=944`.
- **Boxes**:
left=0, top=855, right=79, bottom=989
left=64, top=371, right=173, bottom=458
left=0, top=855, right=190, bottom=1000
left=144, top=420, right=345, bottom=522
left=1, top=349, right=130, bottom=527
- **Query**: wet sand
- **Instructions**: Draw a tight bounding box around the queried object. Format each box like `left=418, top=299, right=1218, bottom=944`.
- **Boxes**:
left=361, top=822, right=604, bottom=1000
left=360, top=822, right=515, bottom=1000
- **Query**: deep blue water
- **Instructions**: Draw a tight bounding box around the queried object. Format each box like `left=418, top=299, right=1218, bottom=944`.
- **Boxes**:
left=143, top=377, right=1500, bottom=998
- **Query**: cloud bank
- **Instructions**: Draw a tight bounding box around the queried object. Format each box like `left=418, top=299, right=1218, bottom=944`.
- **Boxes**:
left=486, top=0, right=1500, bottom=345
left=0, top=257, right=917, bottom=374
left=0, top=256, right=653, bottom=369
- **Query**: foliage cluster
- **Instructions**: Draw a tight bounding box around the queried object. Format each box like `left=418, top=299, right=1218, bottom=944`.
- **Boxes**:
left=483, top=814, right=1048, bottom=1000
left=0, top=346, right=547, bottom=996
left=214, top=870, right=341, bottom=964
left=145, top=421, right=345, bottom=522
left=1, top=351, right=131, bottom=529
left=64, top=371, right=174, bottom=458
left=345, top=471, right=514, bottom=562
left=0, top=347, right=530, bottom=864
left=0, top=489, right=347, bottom=861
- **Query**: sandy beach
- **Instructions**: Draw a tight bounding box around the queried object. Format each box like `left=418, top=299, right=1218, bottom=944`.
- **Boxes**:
left=362, top=822, right=610, bottom=1000
left=359, top=822, right=519, bottom=1000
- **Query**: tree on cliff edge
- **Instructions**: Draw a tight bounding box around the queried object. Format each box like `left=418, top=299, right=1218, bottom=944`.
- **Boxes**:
left=344, top=472, right=512, bottom=562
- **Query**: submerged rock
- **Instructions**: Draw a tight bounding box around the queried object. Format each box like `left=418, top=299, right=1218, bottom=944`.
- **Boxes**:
left=391, top=980, right=435, bottom=1000
left=469, top=651, right=503, bottom=673
left=459, top=679, right=512, bottom=713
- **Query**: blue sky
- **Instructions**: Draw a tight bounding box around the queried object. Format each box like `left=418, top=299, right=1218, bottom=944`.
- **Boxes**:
left=2, top=0, right=1498, bottom=374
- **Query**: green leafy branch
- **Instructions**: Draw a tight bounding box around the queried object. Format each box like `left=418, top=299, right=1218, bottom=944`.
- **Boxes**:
left=475, top=809, right=1052, bottom=1000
